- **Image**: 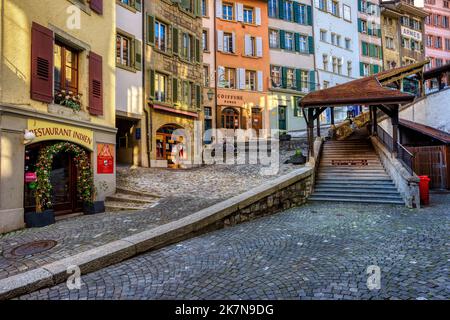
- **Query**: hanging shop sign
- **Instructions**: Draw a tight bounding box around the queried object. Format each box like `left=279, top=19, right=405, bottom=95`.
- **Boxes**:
left=97, top=143, right=115, bottom=174
left=27, top=119, right=94, bottom=150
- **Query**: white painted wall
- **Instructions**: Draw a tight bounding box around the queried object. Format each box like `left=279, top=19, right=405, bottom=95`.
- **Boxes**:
left=116, top=5, right=143, bottom=116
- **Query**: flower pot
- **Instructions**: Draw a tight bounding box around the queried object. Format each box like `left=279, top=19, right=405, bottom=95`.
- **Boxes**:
left=24, top=210, right=55, bottom=228
left=83, top=201, right=105, bottom=215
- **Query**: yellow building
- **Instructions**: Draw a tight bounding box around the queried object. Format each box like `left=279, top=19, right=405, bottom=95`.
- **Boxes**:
left=0, top=0, right=117, bottom=232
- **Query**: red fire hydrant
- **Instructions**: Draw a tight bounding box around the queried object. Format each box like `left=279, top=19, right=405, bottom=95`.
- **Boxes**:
left=419, top=176, right=431, bottom=205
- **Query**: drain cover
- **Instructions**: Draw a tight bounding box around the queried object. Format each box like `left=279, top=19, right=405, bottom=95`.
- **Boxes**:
left=11, top=240, right=57, bottom=256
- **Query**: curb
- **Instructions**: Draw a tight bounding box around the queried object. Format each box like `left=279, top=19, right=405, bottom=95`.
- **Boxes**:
left=0, top=166, right=313, bottom=300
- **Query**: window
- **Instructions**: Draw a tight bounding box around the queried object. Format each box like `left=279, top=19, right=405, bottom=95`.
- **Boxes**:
left=201, top=0, right=207, bottom=16
left=182, top=81, right=190, bottom=105
left=285, top=1, right=294, bottom=21
left=323, top=54, right=328, bottom=71
left=248, top=36, right=257, bottom=57
left=347, top=61, right=352, bottom=77
left=345, top=38, right=351, bottom=50
left=268, top=0, right=278, bottom=18
left=182, top=33, right=192, bottom=60
left=116, top=33, right=131, bottom=67
left=298, top=5, right=307, bottom=24
left=299, top=35, right=307, bottom=52
left=445, top=38, right=450, bottom=51
left=386, top=37, right=395, bottom=50
left=223, top=67, right=236, bottom=89
left=245, top=70, right=256, bottom=91
left=54, top=42, right=79, bottom=95
left=331, top=1, right=339, bottom=17
left=269, top=29, right=279, bottom=48
left=361, top=19, right=367, bottom=33
left=155, top=20, right=167, bottom=52
left=285, top=32, right=294, bottom=51
left=362, top=63, right=370, bottom=76
left=223, top=32, right=234, bottom=53
left=319, top=0, right=327, bottom=11
left=332, top=57, right=337, bottom=73
left=203, top=65, right=210, bottom=87
left=243, top=7, right=254, bottom=24
left=320, top=30, right=327, bottom=42
left=154, top=72, right=167, bottom=102
left=286, top=68, right=296, bottom=89
left=337, top=58, right=343, bottom=75
left=223, top=3, right=234, bottom=20
left=435, top=36, right=442, bottom=49
left=271, top=65, right=281, bottom=87
left=336, top=35, right=341, bottom=47
left=435, top=58, right=443, bottom=67
left=343, top=4, right=351, bottom=21
left=202, top=30, right=208, bottom=51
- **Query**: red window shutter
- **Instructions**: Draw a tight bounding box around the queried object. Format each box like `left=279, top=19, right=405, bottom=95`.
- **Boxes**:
left=31, top=22, right=54, bottom=103
left=90, top=0, right=103, bottom=15
left=89, top=52, right=103, bottom=116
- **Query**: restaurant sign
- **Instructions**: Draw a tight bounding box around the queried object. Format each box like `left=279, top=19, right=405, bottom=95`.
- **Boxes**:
left=28, top=119, right=94, bottom=150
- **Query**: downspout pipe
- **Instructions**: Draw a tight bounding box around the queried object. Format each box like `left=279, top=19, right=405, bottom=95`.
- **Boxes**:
left=142, top=0, right=151, bottom=167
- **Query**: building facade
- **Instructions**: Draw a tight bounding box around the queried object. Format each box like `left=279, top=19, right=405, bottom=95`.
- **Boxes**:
left=0, top=0, right=117, bottom=233
left=215, top=0, right=271, bottom=136
left=358, top=0, right=384, bottom=77
left=312, top=0, right=360, bottom=122
left=145, top=0, right=204, bottom=168
left=267, top=0, right=316, bottom=135
left=115, top=0, right=145, bottom=166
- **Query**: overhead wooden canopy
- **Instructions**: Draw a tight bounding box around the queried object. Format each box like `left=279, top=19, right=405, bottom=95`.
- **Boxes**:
left=301, top=61, right=429, bottom=108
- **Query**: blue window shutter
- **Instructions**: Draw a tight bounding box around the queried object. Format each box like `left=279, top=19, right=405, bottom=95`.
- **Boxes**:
left=281, top=67, right=288, bottom=88
left=374, top=65, right=379, bottom=74
left=358, top=0, right=362, bottom=12
left=293, top=2, right=300, bottom=23
left=279, top=30, right=286, bottom=49
left=309, top=70, right=315, bottom=91
left=308, top=36, right=314, bottom=54
left=278, top=0, right=285, bottom=19
left=360, top=62, right=364, bottom=77
left=294, top=33, right=300, bottom=52
left=307, top=5, right=313, bottom=26
left=358, top=19, right=362, bottom=33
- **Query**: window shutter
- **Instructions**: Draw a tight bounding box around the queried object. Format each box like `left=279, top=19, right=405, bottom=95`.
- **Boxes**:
left=134, top=39, right=142, bottom=71
left=293, top=2, right=300, bottom=23
left=216, top=0, right=223, bottom=18
left=373, top=65, right=380, bottom=74
left=148, top=15, right=155, bottom=45
left=309, top=70, right=315, bottom=91
left=360, top=62, right=364, bottom=77
left=30, top=22, right=54, bottom=103
left=195, top=37, right=201, bottom=63
left=281, top=67, right=287, bottom=88
left=196, top=84, right=201, bottom=109
left=296, top=69, right=302, bottom=90
left=256, top=37, right=263, bottom=57
left=172, top=27, right=179, bottom=55
left=307, top=5, right=313, bottom=25
left=217, top=30, right=224, bottom=51
left=308, top=36, right=314, bottom=54
left=237, top=3, right=244, bottom=22
left=232, top=32, right=236, bottom=53
left=90, top=0, right=103, bottom=14
left=294, top=33, right=300, bottom=52
left=255, top=8, right=261, bottom=26
left=238, top=68, right=246, bottom=89
left=257, top=71, right=263, bottom=92
left=358, top=0, right=362, bottom=12
left=195, top=0, right=202, bottom=17
left=149, top=70, right=155, bottom=98
left=217, top=66, right=225, bottom=87
left=358, top=19, right=362, bottom=33
left=244, top=34, right=251, bottom=56
left=172, top=78, right=178, bottom=103
left=278, top=0, right=285, bottom=19
left=135, top=0, right=142, bottom=12
left=279, top=30, right=286, bottom=49
left=89, top=52, right=103, bottom=116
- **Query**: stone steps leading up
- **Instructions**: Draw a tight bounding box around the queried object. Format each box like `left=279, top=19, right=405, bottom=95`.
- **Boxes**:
left=105, top=189, right=161, bottom=212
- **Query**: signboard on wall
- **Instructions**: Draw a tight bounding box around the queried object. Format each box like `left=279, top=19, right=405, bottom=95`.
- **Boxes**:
left=401, top=26, right=422, bottom=42
left=97, top=143, right=114, bottom=174
left=28, top=119, right=94, bottom=150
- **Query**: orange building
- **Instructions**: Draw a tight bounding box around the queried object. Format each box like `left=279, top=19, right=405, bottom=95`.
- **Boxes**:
left=215, top=0, right=270, bottom=133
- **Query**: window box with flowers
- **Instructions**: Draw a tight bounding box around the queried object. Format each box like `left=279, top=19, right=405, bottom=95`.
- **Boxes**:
left=54, top=90, right=83, bottom=112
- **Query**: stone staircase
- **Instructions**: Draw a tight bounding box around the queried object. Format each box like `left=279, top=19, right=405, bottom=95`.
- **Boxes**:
left=105, top=188, right=161, bottom=212
left=309, top=139, right=405, bottom=205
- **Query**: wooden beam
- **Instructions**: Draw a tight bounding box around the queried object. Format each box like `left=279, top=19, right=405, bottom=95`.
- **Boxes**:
left=312, top=107, right=327, bottom=121
left=330, top=107, right=335, bottom=125
left=378, top=105, right=395, bottom=118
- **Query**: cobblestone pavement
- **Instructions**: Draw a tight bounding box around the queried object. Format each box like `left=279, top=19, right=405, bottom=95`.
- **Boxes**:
left=0, top=145, right=300, bottom=281
left=19, top=193, right=449, bottom=300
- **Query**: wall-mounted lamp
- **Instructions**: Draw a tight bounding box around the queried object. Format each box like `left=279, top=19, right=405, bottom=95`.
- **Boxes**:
left=207, top=89, right=214, bottom=101
left=24, top=130, right=36, bottom=145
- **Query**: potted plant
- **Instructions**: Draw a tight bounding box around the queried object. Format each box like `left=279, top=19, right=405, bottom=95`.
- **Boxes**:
left=54, top=90, right=82, bottom=112
left=83, top=185, right=105, bottom=215
left=24, top=183, right=55, bottom=229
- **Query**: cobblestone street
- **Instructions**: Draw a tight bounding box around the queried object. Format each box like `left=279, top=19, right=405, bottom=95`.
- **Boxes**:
left=0, top=146, right=299, bottom=281
left=19, top=194, right=449, bottom=300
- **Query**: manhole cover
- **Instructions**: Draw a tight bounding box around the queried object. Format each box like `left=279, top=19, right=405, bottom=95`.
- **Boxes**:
left=11, top=240, right=57, bottom=256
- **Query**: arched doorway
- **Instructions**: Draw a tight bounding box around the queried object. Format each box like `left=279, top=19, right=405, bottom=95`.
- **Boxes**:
left=156, top=124, right=185, bottom=168
left=222, top=108, right=240, bottom=129
left=24, top=141, right=91, bottom=216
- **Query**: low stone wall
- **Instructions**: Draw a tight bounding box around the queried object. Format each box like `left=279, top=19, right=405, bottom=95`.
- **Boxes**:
left=371, top=137, right=420, bottom=208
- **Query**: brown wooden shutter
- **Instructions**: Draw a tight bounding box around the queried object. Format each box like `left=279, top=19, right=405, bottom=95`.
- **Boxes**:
left=90, top=0, right=103, bottom=15
left=89, top=52, right=103, bottom=115
left=30, top=22, right=54, bottom=103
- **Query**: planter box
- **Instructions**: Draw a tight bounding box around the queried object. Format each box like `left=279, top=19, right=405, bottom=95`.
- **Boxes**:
left=24, top=210, right=55, bottom=228
left=83, top=201, right=105, bottom=215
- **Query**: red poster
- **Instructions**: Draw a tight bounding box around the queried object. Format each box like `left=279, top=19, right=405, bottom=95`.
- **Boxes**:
left=97, top=144, right=114, bottom=174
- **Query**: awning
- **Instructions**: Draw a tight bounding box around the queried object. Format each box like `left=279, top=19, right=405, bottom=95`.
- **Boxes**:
left=423, top=63, right=450, bottom=81
left=400, top=119, right=450, bottom=144
left=301, top=61, right=428, bottom=108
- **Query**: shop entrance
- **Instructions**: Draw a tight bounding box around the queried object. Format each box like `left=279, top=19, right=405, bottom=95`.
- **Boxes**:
left=116, top=117, right=139, bottom=165
left=222, top=108, right=240, bottom=129
left=24, top=142, right=86, bottom=216
left=156, top=125, right=185, bottom=168
left=251, top=108, right=263, bottom=133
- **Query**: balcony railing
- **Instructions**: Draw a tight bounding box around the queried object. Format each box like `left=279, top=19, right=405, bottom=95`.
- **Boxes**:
left=270, top=79, right=320, bottom=93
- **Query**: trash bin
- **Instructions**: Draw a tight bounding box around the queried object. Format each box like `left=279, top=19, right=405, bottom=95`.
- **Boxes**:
left=419, top=176, right=431, bottom=205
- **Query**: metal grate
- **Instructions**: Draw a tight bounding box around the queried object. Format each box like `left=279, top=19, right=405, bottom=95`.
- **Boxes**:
left=11, top=240, right=57, bottom=257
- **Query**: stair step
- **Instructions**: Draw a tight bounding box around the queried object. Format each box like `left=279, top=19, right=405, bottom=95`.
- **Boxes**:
left=106, top=194, right=158, bottom=204
left=105, top=204, right=145, bottom=211
left=317, top=179, right=395, bottom=185
left=312, top=192, right=402, bottom=199
left=308, top=196, right=405, bottom=205
left=318, top=175, right=391, bottom=179
left=315, top=188, right=398, bottom=194
left=315, top=184, right=397, bottom=190
left=115, top=187, right=161, bottom=199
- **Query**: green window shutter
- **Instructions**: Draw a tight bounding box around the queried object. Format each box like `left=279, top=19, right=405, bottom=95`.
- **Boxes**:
left=293, top=2, right=300, bottom=23
left=134, top=39, right=142, bottom=71
left=172, top=27, right=179, bottom=55
left=149, top=70, right=155, bottom=98
left=279, top=30, right=286, bottom=49
left=309, top=70, right=315, bottom=91
left=278, top=0, right=285, bottom=19
left=195, top=37, right=201, bottom=63
left=281, top=67, right=288, bottom=88
left=362, top=42, right=368, bottom=56
left=293, top=97, right=299, bottom=117
left=378, top=28, right=382, bottom=38
left=370, top=64, right=375, bottom=75
left=373, top=65, right=380, bottom=74
left=308, top=36, right=314, bottom=54
left=135, top=0, right=142, bottom=12
left=358, top=0, right=363, bottom=12
left=196, top=84, right=201, bottom=109
left=294, top=33, right=300, bottom=52
left=147, top=15, right=155, bottom=45
left=360, top=62, right=364, bottom=77
left=195, top=0, right=201, bottom=17
left=172, top=78, right=178, bottom=103
left=358, top=19, right=362, bottom=33
left=296, top=69, right=302, bottom=90
left=307, top=5, right=313, bottom=26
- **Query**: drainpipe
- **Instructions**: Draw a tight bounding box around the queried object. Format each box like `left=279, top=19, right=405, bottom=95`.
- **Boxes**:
left=213, top=0, right=219, bottom=130
left=142, top=0, right=151, bottom=167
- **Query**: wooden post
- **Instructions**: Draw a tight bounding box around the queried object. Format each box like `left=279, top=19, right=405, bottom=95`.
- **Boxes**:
left=392, top=106, right=399, bottom=156
left=372, top=106, right=378, bottom=135
left=418, top=71, right=424, bottom=97
left=316, top=112, right=321, bottom=137
left=368, top=106, right=373, bottom=135
left=330, top=107, right=335, bottom=125
left=308, top=108, right=314, bottom=158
